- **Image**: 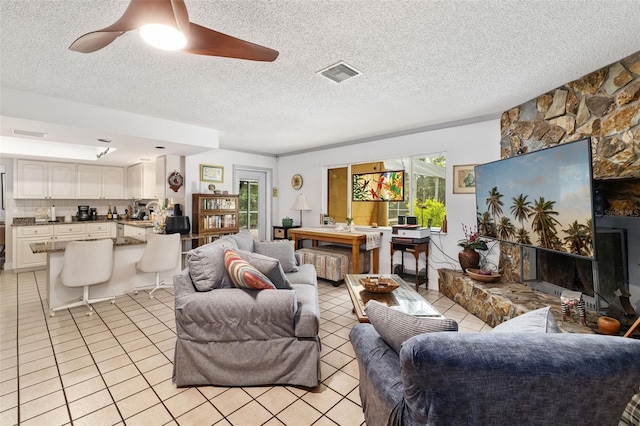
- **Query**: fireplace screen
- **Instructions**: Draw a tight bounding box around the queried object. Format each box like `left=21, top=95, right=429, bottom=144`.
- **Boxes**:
left=525, top=227, right=628, bottom=310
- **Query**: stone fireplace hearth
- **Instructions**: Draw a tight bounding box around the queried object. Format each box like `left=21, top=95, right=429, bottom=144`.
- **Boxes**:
left=438, top=269, right=599, bottom=333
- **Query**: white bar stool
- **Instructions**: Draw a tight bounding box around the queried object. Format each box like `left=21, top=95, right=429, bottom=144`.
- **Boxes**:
left=134, top=233, right=181, bottom=298
left=50, top=239, right=115, bottom=316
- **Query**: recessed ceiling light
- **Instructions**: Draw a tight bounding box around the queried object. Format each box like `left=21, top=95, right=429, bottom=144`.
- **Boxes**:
left=155, top=146, right=166, bottom=149
left=98, top=138, right=111, bottom=143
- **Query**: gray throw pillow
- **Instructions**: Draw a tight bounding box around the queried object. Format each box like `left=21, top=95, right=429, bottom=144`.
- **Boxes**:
left=254, top=240, right=299, bottom=272
left=491, top=307, right=560, bottom=333
left=365, top=300, right=458, bottom=354
left=186, top=237, right=238, bottom=291
left=232, top=229, right=255, bottom=252
left=235, top=249, right=292, bottom=289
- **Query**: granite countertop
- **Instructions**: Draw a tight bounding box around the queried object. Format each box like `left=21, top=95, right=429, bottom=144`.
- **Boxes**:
left=30, top=236, right=146, bottom=254
left=118, top=220, right=155, bottom=228
left=13, top=217, right=154, bottom=228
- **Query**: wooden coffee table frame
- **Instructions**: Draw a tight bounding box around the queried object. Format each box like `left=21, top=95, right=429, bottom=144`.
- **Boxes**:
left=344, top=274, right=443, bottom=323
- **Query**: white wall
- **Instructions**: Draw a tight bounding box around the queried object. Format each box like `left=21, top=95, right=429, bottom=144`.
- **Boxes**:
left=276, top=119, right=501, bottom=289
left=184, top=149, right=278, bottom=229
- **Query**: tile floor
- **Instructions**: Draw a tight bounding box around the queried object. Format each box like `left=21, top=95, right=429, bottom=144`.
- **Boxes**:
left=0, top=270, right=492, bottom=425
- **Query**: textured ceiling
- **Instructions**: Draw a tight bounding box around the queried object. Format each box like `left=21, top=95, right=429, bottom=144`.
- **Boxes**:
left=1, top=0, right=640, bottom=165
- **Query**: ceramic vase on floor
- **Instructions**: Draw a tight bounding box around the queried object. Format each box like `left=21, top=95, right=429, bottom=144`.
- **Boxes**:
left=458, top=248, right=480, bottom=272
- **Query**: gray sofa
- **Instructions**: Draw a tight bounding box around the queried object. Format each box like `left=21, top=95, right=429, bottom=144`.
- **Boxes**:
left=173, top=230, right=321, bottom=388
left=350, top=302, right=640, bottom=426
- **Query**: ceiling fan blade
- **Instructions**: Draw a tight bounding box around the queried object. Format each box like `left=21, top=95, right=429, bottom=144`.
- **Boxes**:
left=69, top=0, right=190, bottom=53
left=183, top=23, right=279, bottom=62
left=69, top=31, right=126, bottom=53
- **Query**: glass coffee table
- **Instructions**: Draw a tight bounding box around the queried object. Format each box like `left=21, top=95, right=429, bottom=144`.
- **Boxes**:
left=345, top=274, right=443, bottom=323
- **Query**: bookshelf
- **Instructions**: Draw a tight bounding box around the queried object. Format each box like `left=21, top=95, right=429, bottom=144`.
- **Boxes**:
left=191, top=193, right=239, bottom=245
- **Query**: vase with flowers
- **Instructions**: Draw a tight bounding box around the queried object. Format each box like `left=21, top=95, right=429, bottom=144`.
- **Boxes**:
left=457, top=224, right=488, bottom=272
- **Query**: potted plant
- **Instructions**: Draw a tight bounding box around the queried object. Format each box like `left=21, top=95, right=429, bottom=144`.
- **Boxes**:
left=282, top=217, right=293, bottom=227
left=346, top=217, right=355, bottom=231
left=457, top=224, right=488, bottom=272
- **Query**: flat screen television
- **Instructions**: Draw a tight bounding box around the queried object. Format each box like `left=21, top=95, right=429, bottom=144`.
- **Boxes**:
left=474, top=138, right=595, bottom=259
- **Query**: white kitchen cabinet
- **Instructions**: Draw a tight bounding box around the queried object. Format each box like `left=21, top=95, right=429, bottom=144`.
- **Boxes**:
left=16, top=160, right=48, bottom=198
left=14, top=225, right=53, bottom=269
left=53, top=223, right=86, bottom=241
left=48, top=162, right=76, bottom=199
left=12, top=222, right=119, bottom=270
left=17, top=160, right=76, bottom=199
left=102, top=166, right=125, bottom=199
left=86, top=222, right=111, bottom=239
left=127, top=162, right=155, bottom=199
left=77, top=165, right=125, bottom=199
left=123, top=224, right=152, bottom=241
left=77, top=164, right=102, bottom=199
left=155, top=155, right=166, bottom=198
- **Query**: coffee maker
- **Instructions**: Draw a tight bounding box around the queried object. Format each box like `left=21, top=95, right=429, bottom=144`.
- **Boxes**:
left=76, top=206, right=90, bottom=221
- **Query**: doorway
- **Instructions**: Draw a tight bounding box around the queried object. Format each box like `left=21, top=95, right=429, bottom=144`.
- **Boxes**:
left=234, top=167, right=270, bottom=241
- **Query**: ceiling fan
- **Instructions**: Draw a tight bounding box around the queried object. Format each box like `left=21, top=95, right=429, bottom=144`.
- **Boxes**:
left=69, top=0, right=279, bottom=62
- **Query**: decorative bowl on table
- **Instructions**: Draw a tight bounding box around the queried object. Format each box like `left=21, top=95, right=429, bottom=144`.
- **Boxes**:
left=466, top=268, right=501, bottom=283
left=360, top=277, right=400, bottom=293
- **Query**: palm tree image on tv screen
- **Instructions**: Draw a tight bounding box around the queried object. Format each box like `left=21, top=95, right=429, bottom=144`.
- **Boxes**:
left=474, top=138, right=595, bottom=259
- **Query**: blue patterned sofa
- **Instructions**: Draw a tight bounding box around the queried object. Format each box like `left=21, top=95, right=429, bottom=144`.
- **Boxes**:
left=350, top=303, right=640, bottom=425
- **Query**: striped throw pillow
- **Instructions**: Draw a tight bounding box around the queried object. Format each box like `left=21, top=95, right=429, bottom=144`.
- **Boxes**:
left=364, top=300, right=458, bottom=353
left=224, top=249, right=276, bottom=290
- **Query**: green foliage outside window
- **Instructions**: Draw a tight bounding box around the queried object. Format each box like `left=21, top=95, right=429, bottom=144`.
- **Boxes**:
left=414, top=198, right=446, bottom=227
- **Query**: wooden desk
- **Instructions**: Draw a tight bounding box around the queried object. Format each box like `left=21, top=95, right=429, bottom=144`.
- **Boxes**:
left=288, top=227, right=381, bottom=274
left=390, top=240, right=429, bottom=290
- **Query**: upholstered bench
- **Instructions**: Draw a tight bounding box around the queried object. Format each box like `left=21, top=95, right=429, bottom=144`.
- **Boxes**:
left=296, top=245, right=370, bottom=285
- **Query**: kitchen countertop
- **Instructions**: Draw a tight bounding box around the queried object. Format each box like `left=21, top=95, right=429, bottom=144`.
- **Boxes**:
left=30, top=236, right=146, bottom=254
left=12, top=217, right=155, bottom=228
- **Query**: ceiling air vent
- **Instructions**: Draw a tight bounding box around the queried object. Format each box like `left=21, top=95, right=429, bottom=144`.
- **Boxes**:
left=317, top=61, right=361, bottom=83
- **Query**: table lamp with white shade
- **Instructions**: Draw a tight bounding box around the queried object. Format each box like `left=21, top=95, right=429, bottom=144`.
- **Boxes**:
left=290, top=194, right=311, bottom=226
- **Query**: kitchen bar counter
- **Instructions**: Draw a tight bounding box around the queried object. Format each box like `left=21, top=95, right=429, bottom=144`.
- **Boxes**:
left=40, top=235, right=180, bottom=313
left=30, top=236, right=145, bottom=253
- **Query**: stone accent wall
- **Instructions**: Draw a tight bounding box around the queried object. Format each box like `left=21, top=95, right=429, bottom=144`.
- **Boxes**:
left=500, top=50, right=640, bottom=180
left=497, top=50, right=640, bottom=279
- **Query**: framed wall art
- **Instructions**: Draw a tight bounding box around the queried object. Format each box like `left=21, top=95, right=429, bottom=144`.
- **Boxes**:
left=200, top=164, right=224, bottom=183
left=453, top=164, right=478, bottom=194
left=352, top=170, right=404, bottom=201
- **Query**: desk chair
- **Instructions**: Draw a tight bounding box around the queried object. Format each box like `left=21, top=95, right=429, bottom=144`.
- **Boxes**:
left=51, top=239, right=115, bottom=317
left=134, top=233, right=181, bottom=298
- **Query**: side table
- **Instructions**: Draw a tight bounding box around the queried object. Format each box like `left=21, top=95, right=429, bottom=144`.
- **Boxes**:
left=272, top=225, right=301, bottom=240
left=390, top=240, right=429, bottom=290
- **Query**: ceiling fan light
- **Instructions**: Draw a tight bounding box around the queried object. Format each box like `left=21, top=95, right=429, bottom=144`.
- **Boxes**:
left=139, top=24, right=187, bottom=51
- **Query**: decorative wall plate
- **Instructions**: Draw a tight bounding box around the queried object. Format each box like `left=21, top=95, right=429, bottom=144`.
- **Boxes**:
left=291, top=174, right=303, bottom=190
left=168, top=171, right=184, bottom=192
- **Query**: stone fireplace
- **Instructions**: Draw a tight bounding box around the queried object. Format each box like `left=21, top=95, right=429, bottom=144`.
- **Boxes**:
left=497, top=50, right=640, bottom=319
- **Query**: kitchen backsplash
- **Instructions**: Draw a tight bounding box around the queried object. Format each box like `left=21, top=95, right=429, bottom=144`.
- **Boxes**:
left=11, top=199, right=153, bottom=219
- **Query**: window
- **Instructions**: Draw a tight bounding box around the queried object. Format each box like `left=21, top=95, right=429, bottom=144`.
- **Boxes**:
left=327, top=153, right=446, bottom=227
